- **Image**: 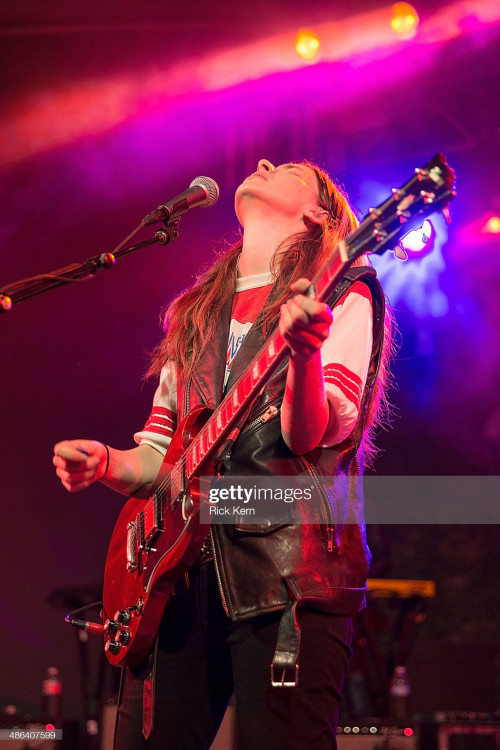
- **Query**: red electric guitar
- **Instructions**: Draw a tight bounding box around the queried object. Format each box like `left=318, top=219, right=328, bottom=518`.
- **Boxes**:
left=102, top=154, right=456, bottom=667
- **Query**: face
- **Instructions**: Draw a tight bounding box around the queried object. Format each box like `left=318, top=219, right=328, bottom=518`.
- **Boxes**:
left=234, top=159, right=325, bottom=228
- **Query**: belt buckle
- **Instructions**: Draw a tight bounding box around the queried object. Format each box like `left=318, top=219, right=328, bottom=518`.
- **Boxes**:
left=270, top=663, right=299, bottom=687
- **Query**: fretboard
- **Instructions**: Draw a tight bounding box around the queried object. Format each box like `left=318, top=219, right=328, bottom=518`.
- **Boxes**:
left=182, top=248, right=350, bottom=480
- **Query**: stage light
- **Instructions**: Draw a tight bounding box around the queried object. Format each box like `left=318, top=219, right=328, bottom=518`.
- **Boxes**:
left=483, top=215, right=500, bottom=233
left=398, top=219, right=434, bottom=258
left=295, top=29, right=320, bottom=61
left=404, top=727, right=414, bottom=737
left=391, top=2, right=419, bottom=39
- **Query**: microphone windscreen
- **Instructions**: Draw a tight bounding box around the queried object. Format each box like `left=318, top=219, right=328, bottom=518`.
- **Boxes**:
left=189, top=176, right=219, bottom=206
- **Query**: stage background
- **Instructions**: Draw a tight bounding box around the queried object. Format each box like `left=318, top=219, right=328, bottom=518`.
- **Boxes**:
left=0, top=0, right=499, bottom=734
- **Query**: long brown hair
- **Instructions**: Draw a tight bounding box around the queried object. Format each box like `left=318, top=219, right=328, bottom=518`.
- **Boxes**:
left=148, top=161, right=394, bottom=462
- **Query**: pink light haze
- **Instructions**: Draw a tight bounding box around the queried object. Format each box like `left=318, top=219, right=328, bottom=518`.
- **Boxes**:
left=1, top=0, right=499, bottom=167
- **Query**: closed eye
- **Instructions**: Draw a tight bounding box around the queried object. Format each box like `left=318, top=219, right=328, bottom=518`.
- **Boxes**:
left=283, top=164, right=307, bottom=176
left=281, top=164, right=309, bottom=183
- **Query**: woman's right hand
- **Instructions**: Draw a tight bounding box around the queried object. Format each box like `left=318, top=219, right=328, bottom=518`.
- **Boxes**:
left=53, top=439, right=109, bottom=493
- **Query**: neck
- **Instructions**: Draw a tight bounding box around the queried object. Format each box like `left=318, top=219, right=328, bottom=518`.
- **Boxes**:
left=238, top=213, right=304, bottom=277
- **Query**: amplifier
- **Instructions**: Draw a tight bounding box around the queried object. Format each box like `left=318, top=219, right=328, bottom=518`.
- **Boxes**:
left=418, top=718, right=500, bottom=750
left=437, top=723, right=500, bottom=750
left=337, top=726, right=417, bottom=749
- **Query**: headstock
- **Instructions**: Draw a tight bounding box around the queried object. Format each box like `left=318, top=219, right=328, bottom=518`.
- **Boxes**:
left=346, top=153, right=456, bottom=262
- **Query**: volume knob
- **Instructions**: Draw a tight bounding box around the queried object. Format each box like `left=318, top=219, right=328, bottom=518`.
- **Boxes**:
left=115, top=609, right=131, bottom=625
left=119, top=630, right=131, bottom=645
left=105, top=640, right=121, bottom=655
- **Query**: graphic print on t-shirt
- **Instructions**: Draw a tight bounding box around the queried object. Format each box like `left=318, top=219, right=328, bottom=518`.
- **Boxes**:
left=135, top=276, right=373, bottom=453
left=224, top=283, right=272, bottom=389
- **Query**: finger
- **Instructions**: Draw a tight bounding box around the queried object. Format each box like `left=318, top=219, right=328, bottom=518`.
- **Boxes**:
left=284, top=298, right=310, bottom=326
left=279, top=303, right=296, bottom=333
left=61, top=478, right=94, bottom=493
left=53, top=454, right=101, bottom=472
left=289, top=278, right=313, bottom=295
left=284, top=327, right=326, bottom=351
left=54, top=444, right=89, bottom=462
left=280, top=311, right=327, bottom=350
left=282, top=317, right=330, bottom=345
left=284, top=302, right=332, bottom=337
left=55, top=466, right=99, bottom=484
left=54, top=440, right=101, bottom=461
left=287, top=295, right=333, bottom=324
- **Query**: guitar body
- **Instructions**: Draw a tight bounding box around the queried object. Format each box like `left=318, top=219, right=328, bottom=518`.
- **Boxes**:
left=102, top=405, right=213, bottom=668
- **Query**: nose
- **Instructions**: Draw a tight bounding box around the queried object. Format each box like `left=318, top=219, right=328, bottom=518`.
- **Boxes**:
left=257, top=159, right=275, bottom=173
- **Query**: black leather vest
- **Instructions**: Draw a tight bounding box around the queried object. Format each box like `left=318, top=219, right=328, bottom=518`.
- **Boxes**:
left=177, top=267, right=385, bottom=622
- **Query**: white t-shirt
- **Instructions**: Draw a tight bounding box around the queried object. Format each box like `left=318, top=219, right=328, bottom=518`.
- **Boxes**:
left=135, top=272, right=373, bottom=453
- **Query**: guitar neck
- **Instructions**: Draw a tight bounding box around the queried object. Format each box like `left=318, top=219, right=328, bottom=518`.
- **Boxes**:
left=180, top=152, right=457, bottom=481
left=183, top=250, right=351, bottom=480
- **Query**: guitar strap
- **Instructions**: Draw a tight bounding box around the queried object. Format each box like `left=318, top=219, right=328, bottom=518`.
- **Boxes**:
left=270, top=265, right=384, bottom=687
left=117, top=639, right=157, bottom=739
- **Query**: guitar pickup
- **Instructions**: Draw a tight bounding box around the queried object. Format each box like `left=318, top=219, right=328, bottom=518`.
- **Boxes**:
left=126, top=522, right=138, bottom=572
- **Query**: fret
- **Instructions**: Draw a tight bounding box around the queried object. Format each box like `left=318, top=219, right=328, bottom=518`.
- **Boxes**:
left=216, top=409, right=223, bottom=434
left=192, top=440, right=199, bottom=469
left=268, top=337, right=276, bottom=358
left=325, top=259, right=336, bottom=280
left=252, top=360, right=260, bottom=384
left=196, top=436, right=203, bottom=465
left=199, top=429, right=208, bottom=457
left=243, top=373, right=252, bottom=397
left=204, top=418, right=212, bottom=446
left=221, top=399, right=230, bottom=429
left=262, top=345, right=272, bottom=369
left=315, top=269, right=331, bottom=297
left=211, top=416, right=218, bottom=443
left=188, top=454, right=195, bottom=481
left=316, top=273, right=329, bottom=295
left=237, top=379, right=246, bottom=404
left=232, top=387, right=240, bottom=411
left=205, top=423, right=214, bottom=451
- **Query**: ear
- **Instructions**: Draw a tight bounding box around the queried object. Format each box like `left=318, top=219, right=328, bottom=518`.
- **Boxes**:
left=303, top=204, right=329, bottom=226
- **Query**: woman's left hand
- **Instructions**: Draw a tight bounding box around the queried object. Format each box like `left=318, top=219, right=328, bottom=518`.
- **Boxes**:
left=279, top=278, right=333, bottom=358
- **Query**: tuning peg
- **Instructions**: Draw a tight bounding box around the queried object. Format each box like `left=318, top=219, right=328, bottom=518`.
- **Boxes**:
left=372, top=229, right=388, bottom=242
left=420, top=190, right=435, bottom=204
left=414, top=167, right=429, bottom=182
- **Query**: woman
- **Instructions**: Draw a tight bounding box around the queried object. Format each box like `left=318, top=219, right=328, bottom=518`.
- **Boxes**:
left=54, top=158, right=391, bottom=749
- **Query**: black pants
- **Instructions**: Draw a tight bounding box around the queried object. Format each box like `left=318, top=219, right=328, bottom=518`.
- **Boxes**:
left=114, top=561, right=353, bottom=750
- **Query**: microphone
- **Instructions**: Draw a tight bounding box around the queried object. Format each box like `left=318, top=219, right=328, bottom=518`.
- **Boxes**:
left=143, top=176, right=219, bottom=226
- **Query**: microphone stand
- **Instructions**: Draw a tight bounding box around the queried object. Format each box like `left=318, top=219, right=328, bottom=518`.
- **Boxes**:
left=0, top=221, right=179, bottom=313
